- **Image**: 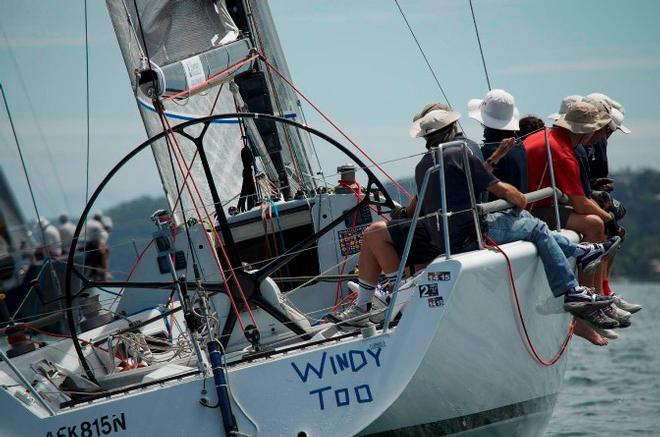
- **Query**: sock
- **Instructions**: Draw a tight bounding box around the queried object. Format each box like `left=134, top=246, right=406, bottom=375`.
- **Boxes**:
left=602, top=279, right=613, bottom=296
left=383, top=271, right=398, bottom=284
left=355, top=280, right=376, bottom=309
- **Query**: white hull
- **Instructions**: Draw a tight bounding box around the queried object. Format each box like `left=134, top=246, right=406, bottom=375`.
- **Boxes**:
left=363, top=238, right=572, bottom=436
left=0, top=232, right=574, bottom=436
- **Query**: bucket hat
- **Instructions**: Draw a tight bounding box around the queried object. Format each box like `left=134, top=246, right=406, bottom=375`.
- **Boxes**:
left=554, top=101, right=611, bottom=135
left=584, top=94, right=630, bottom=134
left=409, top=108, right=461, bottom=138
left=468, top=89, right=520, bottom=131
left=548, top=95, right=582, bottom=121
left=409, top=103, right=455, bottom=137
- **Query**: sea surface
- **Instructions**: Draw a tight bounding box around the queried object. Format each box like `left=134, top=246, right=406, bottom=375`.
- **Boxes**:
left=545, top=282, right=660, bottom=436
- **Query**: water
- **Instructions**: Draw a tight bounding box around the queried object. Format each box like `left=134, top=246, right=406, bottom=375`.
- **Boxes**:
left=545, top=282, right=660, bottom=436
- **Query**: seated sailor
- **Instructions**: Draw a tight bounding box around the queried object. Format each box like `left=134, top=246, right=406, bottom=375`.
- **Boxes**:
left=333, top=105, right=618, bottom=330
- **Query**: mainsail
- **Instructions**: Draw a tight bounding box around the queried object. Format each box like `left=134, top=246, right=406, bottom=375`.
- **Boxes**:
left=105, top=0, right=316, bottom=219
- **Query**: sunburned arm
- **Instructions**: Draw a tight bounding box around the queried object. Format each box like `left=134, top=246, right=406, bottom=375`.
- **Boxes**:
left=487, top=181, right=528, bottom=209
left=568, top=194, right=613, bottom=222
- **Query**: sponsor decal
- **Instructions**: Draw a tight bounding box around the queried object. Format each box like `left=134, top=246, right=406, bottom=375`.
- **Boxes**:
left=337, top=225, right=369, bottom=256
left=418, top=283, right=439, bottom=298
left=428, top=296, right=445, bottom=308
left=428, top=271, right=451, bottom=281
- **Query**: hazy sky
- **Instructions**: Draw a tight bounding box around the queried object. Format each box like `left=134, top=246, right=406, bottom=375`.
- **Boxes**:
left=1, top=0, right=659, bottom=221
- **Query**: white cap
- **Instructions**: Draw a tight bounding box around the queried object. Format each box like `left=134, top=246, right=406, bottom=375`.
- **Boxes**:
left=468, top=89, right=520, bottom=131
left=548, top=95, right=583, bottom=121
left=39, top=217, right=50, bottom=228
left=409, top=108, right=461, bottom=138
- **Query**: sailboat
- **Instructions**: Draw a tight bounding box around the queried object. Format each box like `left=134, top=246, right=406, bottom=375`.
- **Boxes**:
left=0, top=1, right=576, bottom=435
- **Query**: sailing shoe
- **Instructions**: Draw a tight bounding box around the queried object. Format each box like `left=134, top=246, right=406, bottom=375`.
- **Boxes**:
left=580, top=308, right=620, bottom=330
left=602, top=304, right=632, bottom=328
left=575, top=236, right=621, bottom=273
left=367, top=296, right=390, bottom=325
left=611, top=293, right=642, bottom=314
left=563, top=286, right=613, bottom=314
left=331, top=303, right=372, bottom=327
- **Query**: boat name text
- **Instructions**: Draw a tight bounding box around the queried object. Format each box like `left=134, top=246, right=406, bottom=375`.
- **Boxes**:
left=291, top=347, right=382, bottom=410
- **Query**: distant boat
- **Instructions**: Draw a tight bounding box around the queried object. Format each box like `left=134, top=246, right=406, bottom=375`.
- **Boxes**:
left=0, top=1, right=574, bottom=435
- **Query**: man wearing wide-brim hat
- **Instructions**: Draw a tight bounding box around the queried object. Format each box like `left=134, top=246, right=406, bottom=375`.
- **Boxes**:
left=524, top=101, right=620, bottom=319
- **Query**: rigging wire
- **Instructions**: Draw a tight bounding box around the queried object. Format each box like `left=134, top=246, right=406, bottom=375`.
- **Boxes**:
left=0, top=84, right=49, bottom=251
left=468, top=0, right=492, bottom=91
left=393, top=0, right=453, bottom=107
left=84, top=0, right=91, bottom=205
left=0, top=23, right=72, bottom=213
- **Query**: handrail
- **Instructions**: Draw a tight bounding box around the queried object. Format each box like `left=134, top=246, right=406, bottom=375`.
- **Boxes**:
left=382, top=142, right=568, bottom=331
left=477, top=187, right=568, bottom=215
left=383, top=140, right=473, bottom=330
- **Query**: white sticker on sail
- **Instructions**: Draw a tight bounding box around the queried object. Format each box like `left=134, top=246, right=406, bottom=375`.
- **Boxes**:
left=181, top=56, right=206, bottom=89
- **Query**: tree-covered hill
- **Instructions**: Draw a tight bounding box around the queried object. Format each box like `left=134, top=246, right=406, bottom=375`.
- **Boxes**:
left=104, top=170, right=660, bottom=282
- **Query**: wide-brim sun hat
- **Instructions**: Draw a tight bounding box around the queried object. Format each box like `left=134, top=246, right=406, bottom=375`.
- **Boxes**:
left=584, top=93, right=630, bottom=134
left=554, top=101, right=612, bottom=134
left=548, top=94, right=583, bottom=121
left=610, top=107, right=630, bottom=134
left=409, top=108, right=461, bottom=138
left=468, top=89, right=520, bottom=131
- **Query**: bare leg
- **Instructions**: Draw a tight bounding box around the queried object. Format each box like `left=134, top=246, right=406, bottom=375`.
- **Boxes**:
left=567, top=213, right=605, bottom=293
left=358, top=222, right=400, bottom=284
left=573, top=318, right=608, bottom=346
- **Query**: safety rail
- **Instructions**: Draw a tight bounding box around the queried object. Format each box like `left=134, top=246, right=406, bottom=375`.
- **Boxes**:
left=477, top=187, right=568, bottom=215
left=383, top=139, right=565, bottom=331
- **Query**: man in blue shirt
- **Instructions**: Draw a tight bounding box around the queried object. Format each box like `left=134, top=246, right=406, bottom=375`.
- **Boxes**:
left=468, top=89, right=528, bottom=196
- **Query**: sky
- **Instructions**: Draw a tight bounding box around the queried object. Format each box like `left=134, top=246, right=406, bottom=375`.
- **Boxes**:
left=1, top=0, right=659, bottom=222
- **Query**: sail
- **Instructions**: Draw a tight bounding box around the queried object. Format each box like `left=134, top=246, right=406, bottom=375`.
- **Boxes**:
left=106, top=0, right=256, bottom=221
left=106, top=0, right=316, bottom=221
left=0, top=166, right=31, bottom=251
left=242, top=0, right=317, bottom=192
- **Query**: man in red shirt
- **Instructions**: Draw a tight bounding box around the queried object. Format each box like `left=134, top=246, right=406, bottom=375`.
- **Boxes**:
left=525, top=101, right=615, bottom=296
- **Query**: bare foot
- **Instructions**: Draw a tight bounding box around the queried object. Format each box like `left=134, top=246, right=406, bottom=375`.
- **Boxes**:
left=573, top=318, right=608, bottom=346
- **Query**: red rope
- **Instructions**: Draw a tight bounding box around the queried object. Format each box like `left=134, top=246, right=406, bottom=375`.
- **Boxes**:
left=484, top=234, right=574, bottom=367
left=155, top=107, right=257, bottom=331
left=258, top=54, right=414, bottom=201
left=161, top=53, right=259, bottom=102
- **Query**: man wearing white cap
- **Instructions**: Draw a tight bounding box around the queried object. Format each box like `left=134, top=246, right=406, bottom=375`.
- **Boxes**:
left=468, top=89, right=527, bottom=197
left=333, top=105, right=618, bottom=332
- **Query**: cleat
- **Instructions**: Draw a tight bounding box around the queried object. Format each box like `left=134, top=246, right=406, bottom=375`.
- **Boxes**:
left=611, top=294, right=642, bottom=314
left=563, top=286, right=613, bottom=314
left=576, top=236, right=621, bottom=273
left=579, top=308, right=619, bottom=330
left=602, top=304, right=632, bottom=328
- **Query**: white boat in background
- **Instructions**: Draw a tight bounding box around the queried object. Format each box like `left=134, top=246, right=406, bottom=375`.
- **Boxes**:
left=0, top=1, right=576, bottom=435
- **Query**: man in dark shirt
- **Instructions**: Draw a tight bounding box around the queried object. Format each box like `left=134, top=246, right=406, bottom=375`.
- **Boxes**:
left=468, top=89, right=528, bottom=196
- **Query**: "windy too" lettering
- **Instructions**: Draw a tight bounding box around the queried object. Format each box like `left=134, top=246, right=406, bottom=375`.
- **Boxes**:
left=290, top=347, right=383, bottom=411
